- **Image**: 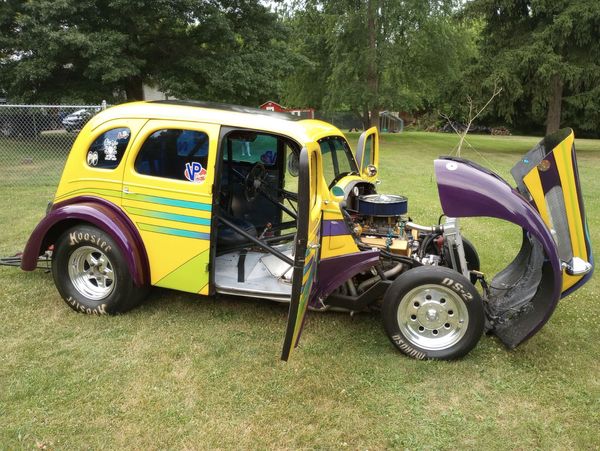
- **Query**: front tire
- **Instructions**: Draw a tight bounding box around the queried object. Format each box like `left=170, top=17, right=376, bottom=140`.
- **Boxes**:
left=382, top=266, right=484, bottom=360
left=52, top=224, right=148, bottom=314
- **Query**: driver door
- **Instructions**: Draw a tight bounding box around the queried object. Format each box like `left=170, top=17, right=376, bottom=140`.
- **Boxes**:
left=356, top=126, right=379, bottom=182
left=281, top=142, right=323, bottom=361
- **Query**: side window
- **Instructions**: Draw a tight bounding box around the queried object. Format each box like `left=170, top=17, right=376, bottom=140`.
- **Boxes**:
left=86, top=127, right=130, bottom=169
left=135, top=129, right=209, bottom=182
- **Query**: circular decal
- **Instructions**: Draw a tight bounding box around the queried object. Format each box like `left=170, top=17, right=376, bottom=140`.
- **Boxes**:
left=446, top=162, right=458, bottom=171
left=537, top=159, right=551, bottom=172
left=184, top=162, right=207, bottom=183
left=87, top=151, right=98, bottom=166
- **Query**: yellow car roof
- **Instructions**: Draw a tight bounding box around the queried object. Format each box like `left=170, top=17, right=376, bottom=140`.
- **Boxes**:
left=88, top=100, right=344, bottom=144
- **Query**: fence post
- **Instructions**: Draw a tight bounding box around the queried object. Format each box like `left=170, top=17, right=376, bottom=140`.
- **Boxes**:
left=101, top=100, right=107, bottom=110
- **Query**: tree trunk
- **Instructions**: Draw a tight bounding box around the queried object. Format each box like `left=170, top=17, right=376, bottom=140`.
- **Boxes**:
left=366, top=0, right=380, bottom=130
left=370, top=107, right=380, bottom=129
left=125, top=76, right=145, bottom=101
left=545, top=74, right=563, bottom=135
left=361, top=106, right=370, bottom=130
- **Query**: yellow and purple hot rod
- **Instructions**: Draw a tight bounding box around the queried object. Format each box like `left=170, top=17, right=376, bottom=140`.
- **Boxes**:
left=17, top=101, right=593, bottom=360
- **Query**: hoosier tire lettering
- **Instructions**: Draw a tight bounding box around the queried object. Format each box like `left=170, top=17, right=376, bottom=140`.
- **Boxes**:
left=65, top=296, right=108, bottom=315
left=69, top=231, right=112, bottom=253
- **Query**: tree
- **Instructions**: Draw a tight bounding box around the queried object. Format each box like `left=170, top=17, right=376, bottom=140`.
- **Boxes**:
left=282, top=0, right=475, bottom=129
left=467, top=0, right=600, bottom=134
left=0, top=0, right=292, bottom=104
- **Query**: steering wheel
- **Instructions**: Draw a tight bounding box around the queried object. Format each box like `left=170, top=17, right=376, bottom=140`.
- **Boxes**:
left=244, top=162, right=267, bottom=201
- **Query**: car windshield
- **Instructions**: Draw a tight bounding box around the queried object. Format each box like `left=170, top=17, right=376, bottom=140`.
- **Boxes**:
left=318, top=136, right=359, bottom=187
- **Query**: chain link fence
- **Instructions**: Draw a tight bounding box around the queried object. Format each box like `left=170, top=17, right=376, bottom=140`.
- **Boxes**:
left=0, top=104, right=106, bottom=251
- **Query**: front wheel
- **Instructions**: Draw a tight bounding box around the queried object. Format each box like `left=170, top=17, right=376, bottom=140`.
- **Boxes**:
left=382, top=266, right=484, bottom=360
left=52, top=224, right=148, bottom=314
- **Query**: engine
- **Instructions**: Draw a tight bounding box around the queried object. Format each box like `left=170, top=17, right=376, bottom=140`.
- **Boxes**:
left=344, top=187, right=454, bottom=271
left=334, top=184, right=474, bottom=301
left=337, top=183, right=478, bottom=306
left=347, top=192, right=414, bottom=256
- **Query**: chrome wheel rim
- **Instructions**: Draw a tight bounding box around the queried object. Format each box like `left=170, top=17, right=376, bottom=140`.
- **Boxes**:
left=67, top=246, right=116, bottom=300
left=397, top=284, right=469, bottom=351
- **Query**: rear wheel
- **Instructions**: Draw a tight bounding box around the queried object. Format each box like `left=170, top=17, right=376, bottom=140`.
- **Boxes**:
left=382, top=266, right=484, bottom=360
left=52, top=224, right=148, bottom=314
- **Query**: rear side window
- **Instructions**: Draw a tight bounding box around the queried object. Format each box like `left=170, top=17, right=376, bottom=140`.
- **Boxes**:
left=86, top=128, right=130, bottom=169
left=135, top=129, right=209, bottom=182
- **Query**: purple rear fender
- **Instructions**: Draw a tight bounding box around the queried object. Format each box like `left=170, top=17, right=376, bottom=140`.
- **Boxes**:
left=21, top=196, right=150, bottom=287
left=434, top=158, right=562, bottom=348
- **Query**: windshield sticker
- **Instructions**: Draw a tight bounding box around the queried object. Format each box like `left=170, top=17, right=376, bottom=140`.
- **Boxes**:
left=260, top=150, right=276, bottom=165
left=184, top=162, right=207, bottom=183
left=87, top=151, right=98, bottom=166
left=103, top=138, right=118, bottom=161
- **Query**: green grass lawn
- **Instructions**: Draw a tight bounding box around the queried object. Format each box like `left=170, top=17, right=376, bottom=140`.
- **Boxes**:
left=1, top=131, right=599, bottom=449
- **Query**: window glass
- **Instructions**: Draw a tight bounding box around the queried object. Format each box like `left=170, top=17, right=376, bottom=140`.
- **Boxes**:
left=363, top=135, right=373, bottom=168
left=135, top=129, right=209, bottom=182
left=318, top=136, right=358, bottom=187
left=228, top=133, right=278, bottom=166
left=86, top=127, right=130, bottom=169
left=311, top=152, right=318, bottom=207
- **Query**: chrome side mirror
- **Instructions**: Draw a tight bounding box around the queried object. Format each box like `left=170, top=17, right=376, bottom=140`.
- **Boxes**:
left=562, top=256, right=593, bottom=276
left=366, top=164, right=377, bottom=177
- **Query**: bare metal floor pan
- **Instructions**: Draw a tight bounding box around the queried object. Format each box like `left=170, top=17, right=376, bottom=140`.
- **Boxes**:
left=214, top=244, right=294, bottom=302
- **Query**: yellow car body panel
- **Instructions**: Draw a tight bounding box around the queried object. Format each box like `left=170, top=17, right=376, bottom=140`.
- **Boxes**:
left=521, top=130, right=591, bottom=293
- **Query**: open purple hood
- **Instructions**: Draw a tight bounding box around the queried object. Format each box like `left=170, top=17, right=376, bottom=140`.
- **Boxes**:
left=434, top=157, right=563, bottom=348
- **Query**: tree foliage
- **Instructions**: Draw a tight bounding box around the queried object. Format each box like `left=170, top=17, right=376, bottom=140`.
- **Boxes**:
left=466, top=0, right=600, bottom=134
left=0, top=0, right=292, bottom=104
left=282, top=0, right=476, bottom=128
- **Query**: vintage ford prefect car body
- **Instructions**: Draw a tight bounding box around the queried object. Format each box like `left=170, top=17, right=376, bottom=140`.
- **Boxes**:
left=19, top=101, right=593, bottom=360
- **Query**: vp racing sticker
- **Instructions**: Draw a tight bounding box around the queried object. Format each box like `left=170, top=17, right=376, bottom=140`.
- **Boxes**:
left=184, top=162, right=207, bottom=183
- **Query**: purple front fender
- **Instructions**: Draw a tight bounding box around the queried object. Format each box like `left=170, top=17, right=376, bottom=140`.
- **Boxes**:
left=434, top=158, right=562, bottom=348
left=21, top=196, right=150, bottom=287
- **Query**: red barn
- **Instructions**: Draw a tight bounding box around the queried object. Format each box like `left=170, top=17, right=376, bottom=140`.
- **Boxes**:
left=259, top=101, right=286, bottom=113
left=259, top=101, right=315, bottom=119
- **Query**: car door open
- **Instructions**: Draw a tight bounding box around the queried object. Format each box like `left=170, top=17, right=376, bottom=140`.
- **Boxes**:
left=281, top=142, right=323, bottom=361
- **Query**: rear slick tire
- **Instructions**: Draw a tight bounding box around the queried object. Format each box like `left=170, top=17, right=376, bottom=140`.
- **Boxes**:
left=52, top=224, right=148, bottom=315
left=382, top=266, right=484, bottom=360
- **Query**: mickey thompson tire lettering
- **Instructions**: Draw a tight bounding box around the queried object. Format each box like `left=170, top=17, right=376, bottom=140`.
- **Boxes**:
left=440, top=277, right=474, bottom=302
left=52, top=224, right=148, bottom=315
left=390, top=334, right=427, bottom=360
left=381, top=266, right=485, bottom=360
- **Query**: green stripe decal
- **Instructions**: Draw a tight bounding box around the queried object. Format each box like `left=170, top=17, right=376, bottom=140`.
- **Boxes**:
left=125, top=206, right=211, bottom=226
left=55, top=188, right=122, bottom=201
left=125, top=192, right=211, bottom=211
left=138, top=223, right=210, bottom=240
